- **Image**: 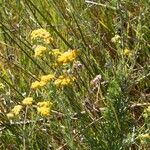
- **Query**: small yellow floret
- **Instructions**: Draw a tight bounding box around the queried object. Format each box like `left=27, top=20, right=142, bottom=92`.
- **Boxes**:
left=143, top=106, right=150, bottom=118
left=57, top=50, right=80, bottom=65
left=37, top=101, right=53, bottom=108
left=0, top=83, right=5, bottom=89
left=146, top=106, right=150, bottom=112
left=37, top=101, right=53, bottom=117
left=11, top=105, right=23, bottom=116
left=34, top=45, right=47, bottom=57
left=140, top=134, right=150, bottom=139
left=31, top=28, right=53, bottom=44
left=31, top=74, right=54, bottom=90
left=37, top=106, right=51, bottom=117
left=40, top=74, right=55, bottom=83
left=39, top=80, right=47, bottom=87
left=31, top=80, right=48, bottom=89
left=22, top=97, right=34, bottom=106
left=54, top=75, right=75, bottom=87
left=123, top=48, right=132, bottom=56
left=145, top=106, right=150, bottom=113
left=31, top=81, right=41, bottom=89
left=139, top=133, right=150, bottom=144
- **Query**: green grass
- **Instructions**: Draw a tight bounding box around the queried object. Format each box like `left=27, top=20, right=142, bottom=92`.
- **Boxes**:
left=0, top=0, right=150, bottom=149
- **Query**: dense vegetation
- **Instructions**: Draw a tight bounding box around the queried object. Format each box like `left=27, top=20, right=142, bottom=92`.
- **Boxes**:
left=0, top=0, right=150, bottom=149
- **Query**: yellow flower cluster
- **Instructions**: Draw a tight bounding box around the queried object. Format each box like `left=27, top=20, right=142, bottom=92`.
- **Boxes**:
left=0, top=82, right=5, bottom=89
left=139, top=133, right=150, bottom=144
left=57, top=49, right=80, bottom=65
left=12, top=105, right=23, bottom=115
left=31, top=74, right=54, bottom=89
left=7, top=105, right=23, bottom=118
left=6, top=97, right=53, bottom=119
left=31, top=28, right=53, bottom=44
left=31, top=81, right=46, bottom=89
left=143, top=106, right=150, bottom=118
left=123, top=48, right=132, bottom=57
left=6, top=97, right=34, bottom=119
left=22, top=97, right=34, bottom=106
left=37, top=101, right=53, bottom=117
left=40, top=74, right=55, bottom=83
left=34, top=45, right=47, bottom=57
left=54, top=75, right=75, bottom=87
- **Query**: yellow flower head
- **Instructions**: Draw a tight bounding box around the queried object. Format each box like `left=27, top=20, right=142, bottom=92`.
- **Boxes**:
left=39, top=80, right=47, bottom=86
left=40, top=74, right=55, bottom=83
left=140, top=134, right=150, bottom=139
left=22, top=97, right=34, bottom=106
left=144, top=106, right=150, bottom=113
left=37, top=101, right=53, bottom=108
left=123, top=48, right=132, bottom=57
left=146, top=106, right=150, bottom=112
left=37, top=106, right=51, bottom=117
left=31, top=80, right=48, bottom=89
left=54, top=75, right=75, bottom=87
left=37, top=101, right=53, bottom=117
left=57, top=49, right=80, bottom=65
left=34, top=45, right=47, bottom=57
left=139, top=133, right=150, bottom=144
left=31, top=81, right=41, bottom=89
left=11, top=105, right=23, bottom=116
left=31, top=28, right=53, bottom=44
left=0, top=83, right=5, bottom=89
left=143, top=106, right=150, bottom=118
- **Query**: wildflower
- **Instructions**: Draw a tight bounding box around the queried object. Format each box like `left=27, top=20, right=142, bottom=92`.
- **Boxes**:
left=34, top=45, right=47, bottom=57
left=139, top=134, right=150, bottom=144
left=11, top=105, right=23, bottom=116
left=37, top=101, right=53, bottom=108
left=37, top=101, right=53, bottom=117
left=31, top=80, right=48, bottom=89
left=39, top=80, right=47, bottom=86
left=143, top=106, right=150, bottom=118
left=37, top=106, right=51, bottom=117
left=144, top=106, right=150, bottom=113
left=140, top=134, right=150, bottom=139
left=31, top=28, right=53, bottom=44
left=54, top=78, right=62, bottom=86
left=22, top=97, right=34, bottom=106
left=40, top=74, right=55, bottom=83
left=0, top=83, right=5, bottom=89
left=54, top=75, right=75, bottom=87
left=31, top=81, right=41, bottom=89
left=57, top=49, right=80, bottom=65
left=6, top=112, right=15, bottom=119
left=123, top=48, right=132, bottom=57
left=111, top=34, right=121, bottom=43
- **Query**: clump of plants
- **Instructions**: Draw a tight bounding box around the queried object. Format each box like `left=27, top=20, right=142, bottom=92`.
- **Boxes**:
left=0, top=0, right=149, bottom=149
